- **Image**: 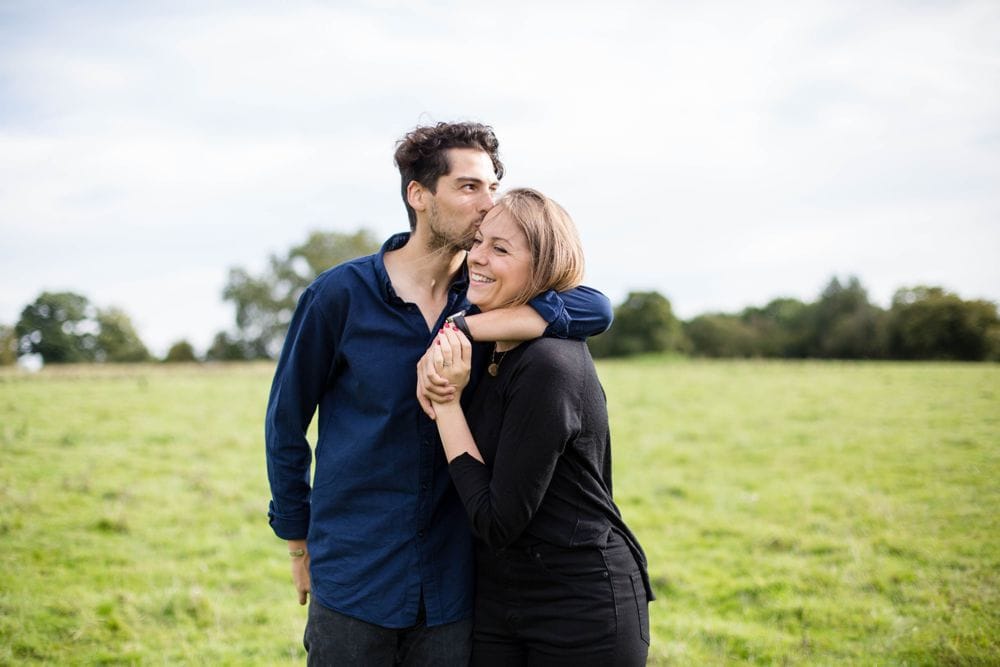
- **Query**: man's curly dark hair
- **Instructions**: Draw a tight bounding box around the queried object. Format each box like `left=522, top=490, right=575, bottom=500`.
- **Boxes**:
left=393, top=121, right=505, bottom=231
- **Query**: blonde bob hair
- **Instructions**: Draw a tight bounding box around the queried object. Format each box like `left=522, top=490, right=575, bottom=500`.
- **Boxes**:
left=494, top=187, right=586, bottom=308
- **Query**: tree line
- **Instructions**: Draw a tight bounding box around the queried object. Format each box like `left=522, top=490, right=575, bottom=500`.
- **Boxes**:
left=4, top=230, right=997, bottom=366
left=590, top=279, right=999, bottom=361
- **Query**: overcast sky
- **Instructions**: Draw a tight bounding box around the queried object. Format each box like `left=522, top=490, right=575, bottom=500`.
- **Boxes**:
left=2, top=0, right=998, bottom=356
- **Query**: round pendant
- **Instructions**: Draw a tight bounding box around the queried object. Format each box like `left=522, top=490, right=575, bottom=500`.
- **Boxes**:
left=488, top=363, right=499, bottom=377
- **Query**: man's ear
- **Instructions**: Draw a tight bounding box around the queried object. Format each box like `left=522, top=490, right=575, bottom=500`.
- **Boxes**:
left=406, top=180, right=428, bottom=213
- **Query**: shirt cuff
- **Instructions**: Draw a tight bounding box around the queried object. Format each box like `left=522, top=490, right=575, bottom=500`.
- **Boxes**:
left=268, top=501, right=310, bottom=541
left=527, top=290, right=570, bottom=338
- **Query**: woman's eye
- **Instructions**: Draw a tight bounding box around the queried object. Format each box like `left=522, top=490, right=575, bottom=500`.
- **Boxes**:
left=494, top=245, right=508, bottom=255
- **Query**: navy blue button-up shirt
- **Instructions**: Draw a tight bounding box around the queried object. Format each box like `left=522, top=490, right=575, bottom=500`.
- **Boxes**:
left=265, top=232, right=612, bottom=628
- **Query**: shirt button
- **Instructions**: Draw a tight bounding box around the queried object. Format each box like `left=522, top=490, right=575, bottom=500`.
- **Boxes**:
left=421, top=482, right=429, bottom=490
left=418, top=530, right=425, bottom=538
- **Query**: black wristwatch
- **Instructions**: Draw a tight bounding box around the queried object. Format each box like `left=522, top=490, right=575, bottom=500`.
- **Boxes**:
left=445, top=310, right=474, bottom=342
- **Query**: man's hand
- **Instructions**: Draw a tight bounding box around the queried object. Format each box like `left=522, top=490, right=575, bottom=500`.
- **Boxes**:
left=288, top=540, right=310, bottom=606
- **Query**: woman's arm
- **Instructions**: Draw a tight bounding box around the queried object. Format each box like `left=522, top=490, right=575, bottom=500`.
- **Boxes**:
left=425, top=325, right=484, bottom=463
left=430, top=330, right=583, bottom=548
left=433, top=401, right=485, bottom=464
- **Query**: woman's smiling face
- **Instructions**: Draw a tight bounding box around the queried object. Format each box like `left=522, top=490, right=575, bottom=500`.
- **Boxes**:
left=466, top=205, right=533, bottom=312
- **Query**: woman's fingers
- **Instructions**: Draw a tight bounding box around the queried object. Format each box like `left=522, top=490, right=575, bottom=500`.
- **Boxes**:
left=443, top=325, right=471, bottom=366
left=428, top=325, right=471, bottom=392
left=437, top=329, right=455, bottom=369
left=425, top=355, right=450, bottom=388
left=432, top=336, right=446, bottom=367
left=422, top=346, right=456, bottom=404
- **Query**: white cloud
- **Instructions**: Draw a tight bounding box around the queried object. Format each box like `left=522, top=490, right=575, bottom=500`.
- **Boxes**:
left=1, top=0, right=998, bottom=355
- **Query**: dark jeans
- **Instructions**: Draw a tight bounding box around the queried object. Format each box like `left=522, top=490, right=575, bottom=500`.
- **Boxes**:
left=471, top=532, right=650, bottom=666
left=303, top=599, right=472, bottom=666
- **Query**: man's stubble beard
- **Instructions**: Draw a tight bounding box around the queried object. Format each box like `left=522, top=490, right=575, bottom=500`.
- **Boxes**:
left=425, top=200, right=479, bottom=255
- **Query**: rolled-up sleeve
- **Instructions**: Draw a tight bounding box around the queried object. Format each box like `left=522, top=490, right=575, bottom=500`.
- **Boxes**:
left=528, top=285, right=613, bottom=340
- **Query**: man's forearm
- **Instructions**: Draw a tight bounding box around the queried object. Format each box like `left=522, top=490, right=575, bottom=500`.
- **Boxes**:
left=464, top=305, right=546, bottom=342
left=464, top=286, right=613, bottom=342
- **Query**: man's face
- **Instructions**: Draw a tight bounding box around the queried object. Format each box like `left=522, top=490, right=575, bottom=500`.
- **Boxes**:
left=423, top=148, right=499, bottom=251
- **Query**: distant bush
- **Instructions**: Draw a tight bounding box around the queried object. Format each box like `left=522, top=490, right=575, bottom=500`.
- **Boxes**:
left=684, top=314, right=758, bottom=358
left=619, top=277, right=998, bottom=361
left=887, top=286, right=1000, bottom=361
left=164, top=340, right=199, bottom=363
left=589, top=291, right=688, bottom=358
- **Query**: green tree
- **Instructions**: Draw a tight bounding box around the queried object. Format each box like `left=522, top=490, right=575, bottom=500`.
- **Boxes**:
left=589, top=291, right=687, bottom=358
left=15, top=292, right=152, bottom=364
left=739, top=298, right=813, bottom=358
left=204, top=331, right=258, bottom=362
left=16, top=292, right=99, bottom=363
left=164, top=339, right=198, bottom=363
left=0, top=324, right=17, bottom=365
left=223, top=229, right=380, bottom=358
left=95, top=307, right=150, bottom=362
left=887, top=287, right=999, bottom=361
left=685, top=313, right=758, bottom=357
left=808, top=276, right=886, bottom=359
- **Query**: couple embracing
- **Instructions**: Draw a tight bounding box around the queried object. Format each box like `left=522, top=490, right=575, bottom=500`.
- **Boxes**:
left=265, top=121, right=653, bottom=666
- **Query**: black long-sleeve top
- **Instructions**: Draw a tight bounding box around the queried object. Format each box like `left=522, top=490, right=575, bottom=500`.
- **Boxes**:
left=448, top=337, right=654, bottom=599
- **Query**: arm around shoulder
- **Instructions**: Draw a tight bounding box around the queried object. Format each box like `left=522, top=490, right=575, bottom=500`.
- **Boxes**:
left=463, top=285, right=613, bottom=343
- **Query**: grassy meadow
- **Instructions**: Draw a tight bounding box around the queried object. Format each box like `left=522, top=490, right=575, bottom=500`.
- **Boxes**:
left=0, top=359, right=997, bottom=665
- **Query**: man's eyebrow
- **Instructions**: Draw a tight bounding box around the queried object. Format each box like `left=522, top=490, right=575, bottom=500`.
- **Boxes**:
left=453, top=176, right=499, bottom=185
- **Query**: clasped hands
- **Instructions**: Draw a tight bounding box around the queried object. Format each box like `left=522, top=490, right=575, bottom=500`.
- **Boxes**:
left=416, top=322, right=472, bottom=420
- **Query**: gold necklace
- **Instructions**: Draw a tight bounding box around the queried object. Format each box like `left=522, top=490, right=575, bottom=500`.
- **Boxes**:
left=487, top=344, right=508, bottom=377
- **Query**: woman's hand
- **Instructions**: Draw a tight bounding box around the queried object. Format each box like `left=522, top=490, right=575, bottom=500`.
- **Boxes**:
left=431, top=323, right=472, bottom=394
left=417, top=345, right=453, bottom=419
left=416, top=323, right=472, bottom=419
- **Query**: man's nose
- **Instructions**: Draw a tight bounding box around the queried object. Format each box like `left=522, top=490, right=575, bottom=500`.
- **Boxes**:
left=479, top=189, right=495, bottom=212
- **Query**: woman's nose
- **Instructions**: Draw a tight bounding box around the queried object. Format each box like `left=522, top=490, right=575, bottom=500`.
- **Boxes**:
left=468, top=243, right=485, bottom=265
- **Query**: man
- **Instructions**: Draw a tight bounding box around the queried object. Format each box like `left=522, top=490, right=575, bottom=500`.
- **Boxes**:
left=265, top=121, right=611, bottom=665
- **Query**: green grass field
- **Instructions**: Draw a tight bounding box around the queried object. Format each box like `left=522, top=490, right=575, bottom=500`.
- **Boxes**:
left=1, top=360, right=997, bottom=665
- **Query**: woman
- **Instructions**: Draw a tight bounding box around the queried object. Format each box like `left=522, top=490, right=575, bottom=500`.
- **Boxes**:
left=424, top=188, right=653, bottom=665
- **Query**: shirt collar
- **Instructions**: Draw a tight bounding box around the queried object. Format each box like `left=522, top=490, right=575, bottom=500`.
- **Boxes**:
left=375, top=232, right=410, bottom=303
left=375, top=232, right=470, bottom=303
